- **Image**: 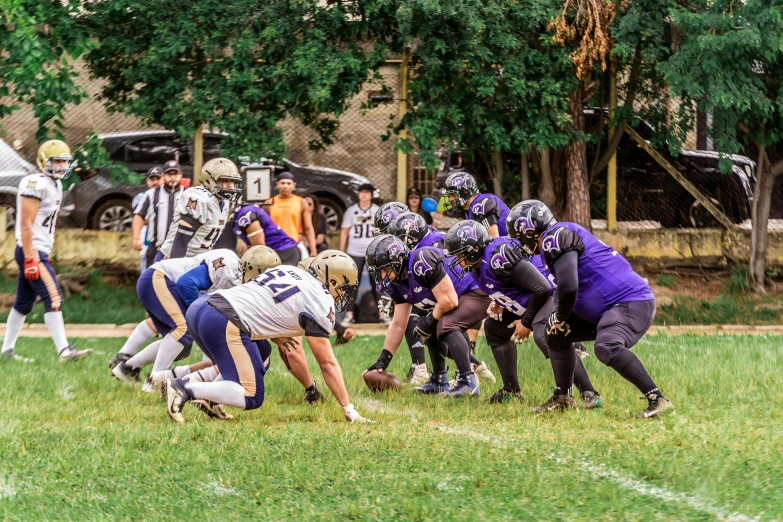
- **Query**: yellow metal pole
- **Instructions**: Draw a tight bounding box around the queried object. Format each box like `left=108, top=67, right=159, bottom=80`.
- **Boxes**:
left=607, top=58, right=618, bottom=231
left=193, top=124, right=204, bottom=186
left=396, top=47, right=411, bottom=203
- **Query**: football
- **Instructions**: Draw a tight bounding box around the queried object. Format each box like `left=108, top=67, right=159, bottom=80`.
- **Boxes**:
left=363, top=369, right=402, bottom=393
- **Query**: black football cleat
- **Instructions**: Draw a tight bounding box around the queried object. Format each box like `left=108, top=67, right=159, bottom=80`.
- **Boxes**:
left=580, top=390, right=604, bottom=409
left=304, top=382, right=325, bottom=403
left=112, top=361, right=140, bottom=384
left=637, top=394, right=673, bottom=418
left=192, top=399, right=233, bottom=420
left=108, top=352, right=131, bottom=370
left=488, top=387, right=525, bottom=404
left=532, top=390, right=577, bottom=414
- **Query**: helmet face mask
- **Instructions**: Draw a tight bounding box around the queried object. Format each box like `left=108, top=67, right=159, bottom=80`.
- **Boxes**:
left=389, top=212, right=428, bottom=249
left=240, top=245, right=282, bottom=282
left=444, top=220, right=491, bottom=278
left=37, top=140, right=73, bottom=180
left=507, top=200, right=557, bottom=255
left=366, top=235, right=408, bottom=293
left=310, top=250, right=359, bottom=313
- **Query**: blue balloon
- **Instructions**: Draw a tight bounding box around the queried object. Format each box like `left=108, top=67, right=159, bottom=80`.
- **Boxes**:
left=421, top=197, right=438, bottom=213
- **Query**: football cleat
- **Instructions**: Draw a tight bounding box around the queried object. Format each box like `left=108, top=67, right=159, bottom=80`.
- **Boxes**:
left=192, top=399, right=233, bottom=420
left=472, top=361, right=496, bottom=383
left=441, top=373, right=480, bottom=398
left=575, top=342, right=590, bottom=359
left=108, top=352, right=131, bottom=370
left=414, top=372, right=450, bottom=394
left=59, top=346, right=93, bottom=362
left=580, top=390, right=604, bottom=409
left=448, top=370, right=460, bottom=390
left=111, top=361, right=140, bottom=383
left=304, top=382, right=325, bottom=404
left=163, top=378, right=191, bottom=424
left=151, top=369, right=175, bottom=386
left=141, top=375, right=157, bottom=394
left=637, top=394, right=672, bottom=419
left=532, top=390, right=577, bottom=414
left=406, top=363, right=430, bottom=387
left=488, top=387, right=524, bottom=404
left=0, top=349, right=35, bottom=363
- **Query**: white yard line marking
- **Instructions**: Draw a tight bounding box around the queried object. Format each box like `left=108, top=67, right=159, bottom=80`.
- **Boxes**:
left=199, top=481, right=238, bottom=496
left=438, top=426, right=762, bottom=522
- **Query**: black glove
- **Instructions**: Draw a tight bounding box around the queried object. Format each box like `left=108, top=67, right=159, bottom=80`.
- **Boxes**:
left=335, top=331, right=348, bottom=346
left=366, top=349, right=393, bottom=372
left=413, top=313, right=438, bottom=340
left=546, top=312, right=571, bottom=337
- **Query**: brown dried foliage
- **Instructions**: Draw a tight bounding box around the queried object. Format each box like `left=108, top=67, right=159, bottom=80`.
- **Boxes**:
left=548, top=0, right=617, bottom=80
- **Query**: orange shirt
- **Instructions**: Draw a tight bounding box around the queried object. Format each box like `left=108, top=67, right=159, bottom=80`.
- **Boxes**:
left=267, top=194, right=303, bottom=241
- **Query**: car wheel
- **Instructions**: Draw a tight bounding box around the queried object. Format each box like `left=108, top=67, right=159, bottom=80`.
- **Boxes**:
left=0, top=194, right=15, bottom=231
left=318, top=198, right=344, bottom=233
left=689, top=197, right=724, bottom=228
left=94, top=199, right=134, bottom=231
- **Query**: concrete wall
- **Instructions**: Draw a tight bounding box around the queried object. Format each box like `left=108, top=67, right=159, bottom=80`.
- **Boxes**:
left=3, top=222, right=783, bottom=274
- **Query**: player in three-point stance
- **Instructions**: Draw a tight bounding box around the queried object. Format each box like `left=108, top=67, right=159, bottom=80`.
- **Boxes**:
left=1, top=140, right=92, bottom=363
left=444, top=220, right=602, bottom=408
left=364, top=235, right=490, bottom=397
left=163, top=250, right=371, bottom=423
left=508, top=200, right=672, bottom=417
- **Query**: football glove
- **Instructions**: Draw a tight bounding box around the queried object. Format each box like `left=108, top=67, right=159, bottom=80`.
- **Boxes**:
left=378, top=295, right=394, bottom=321
left=546, top=313, right=571, bottom=337
left=366, top=349, right=393, bottom=372
left=344, top=403, right=373, bottom=423
left=23, top=257, right=40, bottom=281
left=413, top=313, right=438, bottom=340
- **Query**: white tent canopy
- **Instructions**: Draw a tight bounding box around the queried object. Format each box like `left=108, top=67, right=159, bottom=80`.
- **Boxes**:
left=0, top=138, right=37, bottom=179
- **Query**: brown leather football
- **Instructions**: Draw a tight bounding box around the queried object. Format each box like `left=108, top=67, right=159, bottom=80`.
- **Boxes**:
left=363, top=370, right=402, bottom=393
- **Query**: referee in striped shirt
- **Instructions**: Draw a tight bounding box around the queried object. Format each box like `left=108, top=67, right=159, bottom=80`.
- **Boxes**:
left=132, top=160, right=185, bottom=268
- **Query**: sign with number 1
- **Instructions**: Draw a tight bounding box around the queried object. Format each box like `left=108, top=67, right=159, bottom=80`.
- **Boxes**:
left=245, top=166, right=271, bottom=202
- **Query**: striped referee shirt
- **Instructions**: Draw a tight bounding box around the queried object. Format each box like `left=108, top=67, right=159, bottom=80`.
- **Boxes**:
left=134, top=185, right=184, bottom=250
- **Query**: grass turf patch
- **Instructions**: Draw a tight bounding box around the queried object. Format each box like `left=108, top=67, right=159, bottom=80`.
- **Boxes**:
left=0, top=334, right=781, bottom=520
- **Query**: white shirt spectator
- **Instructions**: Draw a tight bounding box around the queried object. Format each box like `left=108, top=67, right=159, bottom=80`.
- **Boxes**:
left=341, top=202, right=379, bottom=257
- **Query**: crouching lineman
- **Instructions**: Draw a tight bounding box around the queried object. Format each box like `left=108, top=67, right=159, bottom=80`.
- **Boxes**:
left=112, top=248, right=243, bottom=390
left=388, top=213, right=494, bottom=384
left=163, top=250, right=371, bottom=423
left=508, top=200, right=671, bottom=417
left=170, top=249, right=329, bottom=405
left=364, top=235, right=490, bottom=397
left=444, top=220, right=602, bottom=407
left=2, top=140, right=92, bottom=363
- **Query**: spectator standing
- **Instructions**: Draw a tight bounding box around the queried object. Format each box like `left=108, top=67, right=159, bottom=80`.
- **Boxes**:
left=339, top=183, right=379, bottom=322
left=407, top=186, right=433, bottom=226
left=305, top=194, right=330, bottom=253
left=265, top=172, right=318, bottom=258
left=132, top=160, right=184, bottom=269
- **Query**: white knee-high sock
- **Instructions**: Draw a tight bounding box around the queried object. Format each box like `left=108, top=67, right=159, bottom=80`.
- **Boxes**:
left=184, top=381, right=247, bottom=409
left=214, top=373, right=224, bottom=382
left=2, top=308, right=27, bottom=353
left=197, top=365, right=218, bottom=382
left=119, top=321, right=157, bottom=355
left=152, top=335, right=185, bottom=372
left=127, top=340, right=162, bottom=369
left=43, top=311, right=69, bottom=353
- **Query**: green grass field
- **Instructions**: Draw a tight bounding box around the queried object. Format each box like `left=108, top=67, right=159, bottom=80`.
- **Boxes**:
left=0, top=334, right=781, bottom=521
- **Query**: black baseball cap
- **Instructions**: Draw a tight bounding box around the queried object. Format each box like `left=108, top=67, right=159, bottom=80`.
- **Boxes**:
left=358, top=182, right=375, bottom=193
left=147, top=166, right=162, bottom=178
left=277, top=172, right=295, bottom=181
left=163, top=160, right=182, bottom=173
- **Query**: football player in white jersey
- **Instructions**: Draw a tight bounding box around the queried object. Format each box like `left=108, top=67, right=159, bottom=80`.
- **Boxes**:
left=157, top=157, right=241, bottom=260
left=112, top=249, right=242, bottom=388
left=164, top=250, right=372, bottom=423
left=1, top=140, right=92, bottom=363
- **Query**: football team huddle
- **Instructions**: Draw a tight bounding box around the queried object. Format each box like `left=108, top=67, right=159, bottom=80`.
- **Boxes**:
left=3, top=139, right=672, bottom=424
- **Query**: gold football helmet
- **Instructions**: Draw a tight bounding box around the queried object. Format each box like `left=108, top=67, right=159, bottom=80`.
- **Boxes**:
left=240, top=245, right=282, bottom=282
left=202, top=157, right=242, bottom=202
left=310, top=250, right=359, bottom=312
left=297, top=257, right=315, bottom=271
left=37, top=140, right=73, bottom=179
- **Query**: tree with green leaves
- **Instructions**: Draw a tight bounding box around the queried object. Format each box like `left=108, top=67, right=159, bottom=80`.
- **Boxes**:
left=83, top=0, right=399, bottom=166
left=662, top=0, right=783, bottom=294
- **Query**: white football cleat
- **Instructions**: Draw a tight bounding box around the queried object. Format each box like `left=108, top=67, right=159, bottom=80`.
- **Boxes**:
left=1, top=350, right=35, bottom=363
left=164, top=379, right=190, bottom=424
left=407, top=363, right=430, bottom=387
left=472, top=361, right=496, bottom=383
left=59, top=346, right=93, bottom=363
left=141, top=375, right=157, bottom=394
left=192, top=399, right=233, bottom=420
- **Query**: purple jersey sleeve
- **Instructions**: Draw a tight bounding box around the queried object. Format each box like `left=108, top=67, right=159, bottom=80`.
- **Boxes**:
left=487, top=239, right=527, bottom=283
left=541, top=226, right=585, bottom=266
left=411, top=248, right=447, bottom=289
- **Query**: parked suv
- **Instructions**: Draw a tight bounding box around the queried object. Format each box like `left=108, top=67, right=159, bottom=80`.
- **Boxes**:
left=59, top=130, right=377, bottom=231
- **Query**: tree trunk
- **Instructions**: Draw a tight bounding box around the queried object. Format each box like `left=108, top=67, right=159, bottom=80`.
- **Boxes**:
left=750, top=146, right=782, bottom=294
left=565, top=86, right=591, bottom=228
left=521, top=152, right=530, bottom=200
left=492, top=147, right=504, bottom=199
left=538, top=148, right=555, bottom=207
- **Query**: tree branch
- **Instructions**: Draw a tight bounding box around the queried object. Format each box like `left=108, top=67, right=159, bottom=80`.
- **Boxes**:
left=589, top=46, right=642, bottom=178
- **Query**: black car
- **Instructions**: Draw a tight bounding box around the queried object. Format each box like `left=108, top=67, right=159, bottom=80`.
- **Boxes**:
left=59, top=130, right=378, bottom=231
